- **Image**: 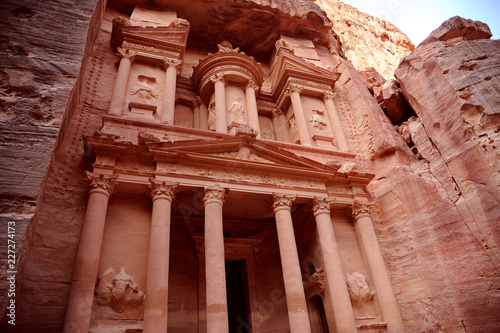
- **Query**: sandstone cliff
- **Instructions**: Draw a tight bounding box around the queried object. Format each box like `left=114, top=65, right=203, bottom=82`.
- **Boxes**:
left=314, top=0, right=414, bottom=79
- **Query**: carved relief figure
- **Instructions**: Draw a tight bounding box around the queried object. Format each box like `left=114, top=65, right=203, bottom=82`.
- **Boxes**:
left=228, top=98, right=246, bottom=124
left=208, top=102, right=216, bottom=131
left=288, top=116, right=300, bottom=144
left=130, top=75, right=158, bottom=101
left=346, top=272, right=375, bottom=308
left=217, top=40, right=240, bottom=53
left=308, top=109, right=327, bottom=134
left=95, top=268, right=144, bottom=313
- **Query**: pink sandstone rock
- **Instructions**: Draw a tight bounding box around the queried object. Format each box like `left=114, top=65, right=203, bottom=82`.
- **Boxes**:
left=420, top=15, right=492, bottom=46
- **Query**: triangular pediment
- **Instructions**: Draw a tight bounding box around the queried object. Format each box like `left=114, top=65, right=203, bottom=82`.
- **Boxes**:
left=271, top=48, right=340, bottom=91
left=146, top=136, right=330, bottom=174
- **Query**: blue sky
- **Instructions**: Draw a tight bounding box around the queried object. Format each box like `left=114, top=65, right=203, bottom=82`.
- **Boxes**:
left=341, top=0, right=500, bottom=45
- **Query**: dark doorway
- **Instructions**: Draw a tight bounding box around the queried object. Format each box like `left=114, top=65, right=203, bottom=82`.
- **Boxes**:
left=225, top=260, right=250, bottom=333
left=315, top=296, right=330, bottom=333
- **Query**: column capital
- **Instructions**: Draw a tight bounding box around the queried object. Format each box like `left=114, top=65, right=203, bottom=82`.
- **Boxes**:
left=352, top=201, right=373, bottom=220
left=272, top=108, right=283, bottom=118
left=246, top=79, right=259, bottom=91
left=323, top=91, right=337, bottom=101
left=284, top=84, right=303, bottom=97
left=312, top=196, right=335, bottom=217
left=116, top=47, right=137, bottom=62
left=162, top=58, right=182, bottom=69
left=210, top=73, right=226, bottom=85
left=149, top=179, right=178, bottom=202
left=85, top=171, right=118, bottom=198
left=272, top=193, right=297, bottom=213
left=203, top=187, right=225, bottom=206
left=193, top=96, right=203, bottom=108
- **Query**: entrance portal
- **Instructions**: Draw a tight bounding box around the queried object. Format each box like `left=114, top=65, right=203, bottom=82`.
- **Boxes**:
left=225, top=260, right=250, bottom=333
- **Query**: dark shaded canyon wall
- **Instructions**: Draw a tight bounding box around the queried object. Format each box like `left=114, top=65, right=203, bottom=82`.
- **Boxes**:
left=0, top=0, right=104, bottom=327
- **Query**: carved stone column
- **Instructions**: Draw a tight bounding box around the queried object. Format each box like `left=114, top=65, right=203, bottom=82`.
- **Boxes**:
left=198, top=96, right=209, bottom=130
left=161, top=59, right=181, bottom=124
left=143, top=180, right=178, bottom=333
left=312, top=197, right=357, bottom=332
left=272, top=193, right=312, bottom=333
left=272, top=109, right=284, bottom=142
left=323, top=91, right=348, bottom=151
left=193, top=98, right=201, bottom=129
left=286, top=84, right=313, bottom=146
left=245, top=79, right=261, bottom=138
left=109, top=48, right=136, bottom=115
left=211, top=74, right=228, bottom=133
left=63, top=172, right=117, bottom=333
left=203, top=187, right=229, bottom=333
left=352, top=201, right=405, bottom=332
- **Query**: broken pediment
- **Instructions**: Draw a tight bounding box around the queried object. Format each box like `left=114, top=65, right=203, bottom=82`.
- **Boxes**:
left=146, top=136, right=330, bottom=172
left=270, top=41, right=340, bottom=95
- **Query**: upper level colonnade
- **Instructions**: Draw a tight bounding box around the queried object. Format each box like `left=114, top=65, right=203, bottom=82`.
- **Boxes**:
left=105, top=13, right=350, bottom=152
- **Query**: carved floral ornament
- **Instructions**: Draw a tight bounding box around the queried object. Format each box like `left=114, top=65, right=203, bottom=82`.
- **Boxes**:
left=272, top=193, right=297, bottom=213
left=203, top=187, right=225, bottom=206
left=284, top=84, right=303, bottom=97
left=323, top=91, right=337, bottom=101
left=149, top=179, right=178, bottom=202
left=351, top=201, right=373, bottom=220
left=85, top=171, right=118, bottom=197
left=312, top=196, right=335, bottom=217
left=116, top=47, right=137, bottom=61
left=246, top=78, right=259, bottom=91
left=209, top=73, right=226, bottom=85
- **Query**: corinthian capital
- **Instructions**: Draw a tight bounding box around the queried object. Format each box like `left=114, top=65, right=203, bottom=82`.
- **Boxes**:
left=85, top=171, right=118, bottom=197
left=272, top=108, right=283, bottom=118
left=116, top=47, right=137, bottom=61
left=284, top=84, right=303, bottom=97
left=162, top=58, right=182, bottom=69
left=323, top=91, right=336, bottom=102
left=210, top=73, right=226, bottom=85
left=312, top=196, right=335, bottom=217
left=272, top=193, right=297, bottom=213
left=351, top=201, right=373, bottom=220
left=203, top=187, right=225, bottom=206
left=149, top=179, right=178, bottom=202
left=246, top=79, right=259, bottom=91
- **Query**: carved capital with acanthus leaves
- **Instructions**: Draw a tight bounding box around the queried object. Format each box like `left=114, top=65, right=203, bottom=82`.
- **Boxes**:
left=323, top=91, right=337, bottom=102
left=312, top=196, right=335, bottom=217
left=162, top=58, right=182, bottom=75
left=116, top=47, right=137, bottom=62
left=85, top=171, right=118, bottom=198
left=272, top=108, right=283, bottom=118
left=272, top=193, right=297, bottom=213
left=149, top=179, right=178, bottom=202
left=210, top=73, right=226, bottom=85
left=351, top=201, right=373, bottom=220
left=246, top=79, right=259, bottom=91
left=284, top=84, right=303, bottom=97
left=203, top=187, right=225, bottom=206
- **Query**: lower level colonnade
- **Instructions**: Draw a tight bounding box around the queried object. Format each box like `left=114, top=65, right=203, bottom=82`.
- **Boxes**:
left=63, top=173, right=402, bottom=332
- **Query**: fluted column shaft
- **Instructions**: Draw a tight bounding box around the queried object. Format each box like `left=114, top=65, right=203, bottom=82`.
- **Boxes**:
left=212, top=75, right=228, bottom=133
left=353, top=202, right=405, bottom=332
left=272, top=193, right=312, bottom=333
left=109, top=48, right=136, bottom=115
left=287, top=85, right=313, bottom=146
left=313, top=197, right=357, bottom=332
left=143, top=181, right=178, bottom=333
left=161, top=59, right=181, bottom=124
left=323, top=92, right=348, bottom=151
left=245, top=80, right=261, bottom=138
left=204, top=187, right=229, bottom=333
left=63, top=172, right=117, bottom=333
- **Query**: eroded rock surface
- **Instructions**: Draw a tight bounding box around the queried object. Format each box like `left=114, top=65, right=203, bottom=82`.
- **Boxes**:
left=420, top=15, right=492, bottom=46
left=314, top=0, right=414, bottom=78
